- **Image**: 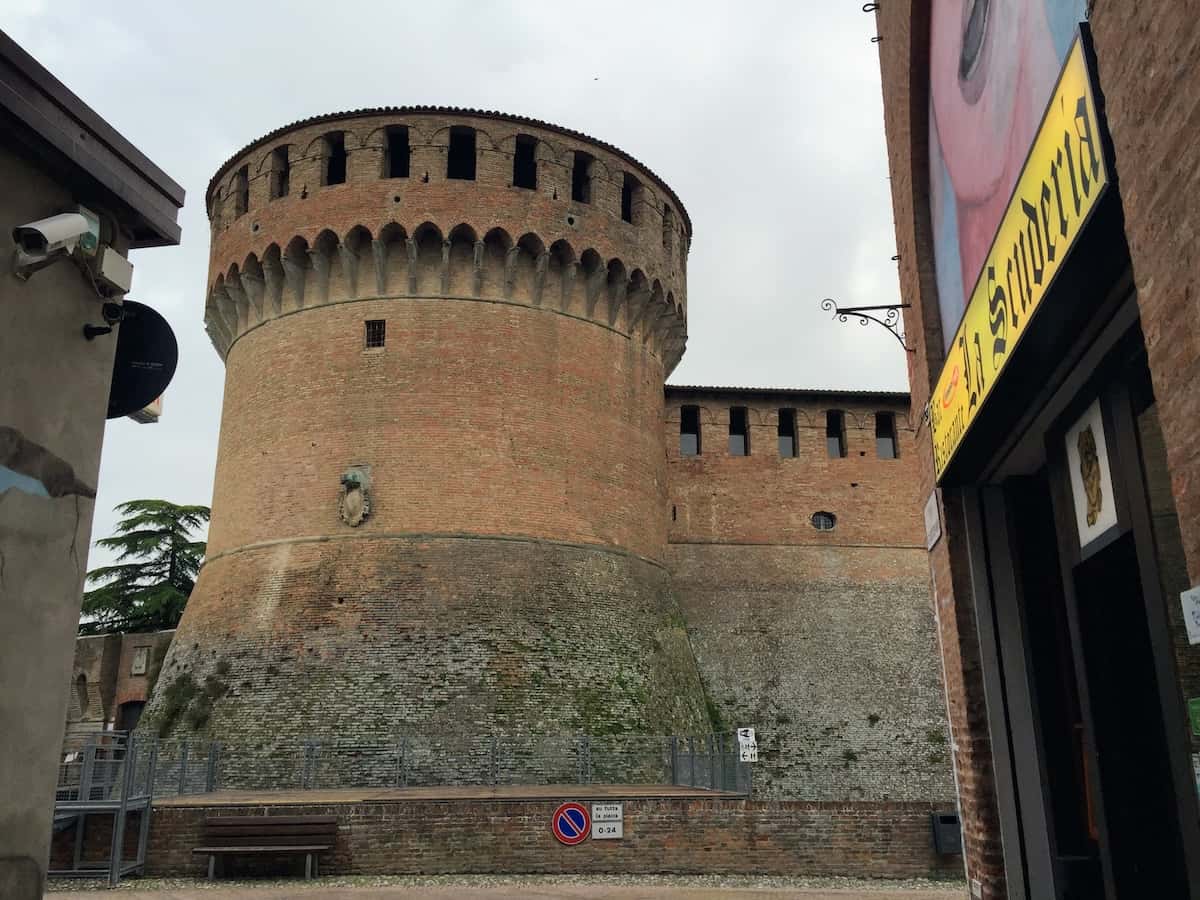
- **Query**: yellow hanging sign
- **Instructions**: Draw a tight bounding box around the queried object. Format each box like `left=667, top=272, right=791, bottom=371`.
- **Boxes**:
left=931, top=35, right=1109, bottom=482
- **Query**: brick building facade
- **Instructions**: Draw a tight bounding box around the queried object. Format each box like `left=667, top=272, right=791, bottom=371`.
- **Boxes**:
left=64, top=630, right=174, bottom=742
left=872, top=3, right=1200, bottom=897
left=142, top=109, right=953, bottom=808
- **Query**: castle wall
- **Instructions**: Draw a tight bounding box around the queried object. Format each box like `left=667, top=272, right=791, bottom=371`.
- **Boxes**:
left=665, top=389, right=955, bottom=802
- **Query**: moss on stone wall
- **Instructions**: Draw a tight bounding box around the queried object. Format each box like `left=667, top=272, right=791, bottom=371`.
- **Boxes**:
left=146, top=538, right=710, bottom=761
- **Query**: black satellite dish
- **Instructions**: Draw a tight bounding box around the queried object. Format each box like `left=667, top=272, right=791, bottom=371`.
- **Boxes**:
left=106, top=300, right=179, bottom=419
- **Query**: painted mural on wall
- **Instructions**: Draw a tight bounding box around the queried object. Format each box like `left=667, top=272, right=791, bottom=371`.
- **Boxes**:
left=929, top=0, right=1087, bottom=349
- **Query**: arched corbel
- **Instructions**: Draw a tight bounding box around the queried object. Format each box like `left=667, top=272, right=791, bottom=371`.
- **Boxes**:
left=625, top=284, right=653, bottom=335
left=263, top=254, right=285, bottom=318
left=584, top=267, right=607, bottom=319
left=606, top=277, right=627, bottom=327
left=472, top=240, right=485, bottom=298
left=238, top=268, right=265, bottom=324
left=405, top=239, right=419, bottom=295
left=532, top=251, right=549, bottom=306
left=503, top=246, right=520, bottom=300
left=339, top=243, right=360, bottom=299
left=224, top=275, right=251, bottom=332
left=371, top=239, right=388, bottom=296
left=440, top=239, right=452, bottom=295
left=560, top=261, right=578, bottom=312
left=204, top=293, right=233, bottom=351
left=282, top=254, right=307, bottom=310
left=213, top=282, right=240, bottom=340
left=309, top=249, right=331, bottom=304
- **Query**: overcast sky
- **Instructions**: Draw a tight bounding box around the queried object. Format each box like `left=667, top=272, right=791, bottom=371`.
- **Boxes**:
left=5, top=0, right=908, bottom=566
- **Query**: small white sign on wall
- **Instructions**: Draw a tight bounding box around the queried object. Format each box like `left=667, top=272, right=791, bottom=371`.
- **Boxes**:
left=591, top=802, right=623, bottom=840
left=1182, top=587, right=1200, bottom=646
left=737, top=727, right=758, bottom=763
left=1065, top=399, right=1118, bottom=551
left=924, top=492, right=942, bottom=550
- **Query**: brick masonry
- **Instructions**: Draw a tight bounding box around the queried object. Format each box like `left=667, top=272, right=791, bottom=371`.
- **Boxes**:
left=50, top=797, right=960, bottom=879
left=871, top=2, right=1200, bottom=897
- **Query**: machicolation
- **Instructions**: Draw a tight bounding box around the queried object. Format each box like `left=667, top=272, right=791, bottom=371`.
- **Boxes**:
left=201, top=108, right=689, bottom=372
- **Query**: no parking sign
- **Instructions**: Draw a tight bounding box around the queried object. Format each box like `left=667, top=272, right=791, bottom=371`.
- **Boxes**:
left=551, top=801, right=590, bottom=845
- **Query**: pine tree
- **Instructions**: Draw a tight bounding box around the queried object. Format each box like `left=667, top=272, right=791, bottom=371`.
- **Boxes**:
left=80, top=500, right=210, bottom=634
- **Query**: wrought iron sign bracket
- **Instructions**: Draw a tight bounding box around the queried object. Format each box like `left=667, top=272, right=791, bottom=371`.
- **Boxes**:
left=820, top=298, right=913, bottom=352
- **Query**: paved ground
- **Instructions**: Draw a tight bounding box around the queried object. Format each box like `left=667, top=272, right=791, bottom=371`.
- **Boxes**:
left=47, top=874, right=968, bottom=898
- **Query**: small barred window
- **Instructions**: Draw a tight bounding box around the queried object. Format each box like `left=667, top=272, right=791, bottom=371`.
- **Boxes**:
left=364, top=320, right=386, bottom=349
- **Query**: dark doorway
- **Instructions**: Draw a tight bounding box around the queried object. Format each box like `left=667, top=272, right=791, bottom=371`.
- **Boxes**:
left=1069, top=530, right=1189, bottom=895
left=117, top=701, right=145, bottom=733
left=1005, top=474, right=1102, bottom=897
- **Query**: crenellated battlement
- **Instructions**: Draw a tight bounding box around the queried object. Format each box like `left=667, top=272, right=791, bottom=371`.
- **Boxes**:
left=204, top=108, right=689, bottom=372
left=205, top=220, right=685, bottom=372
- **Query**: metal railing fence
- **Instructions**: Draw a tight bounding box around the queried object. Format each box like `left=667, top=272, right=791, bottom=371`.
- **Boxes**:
left=137, top=731, right=750, bottom=797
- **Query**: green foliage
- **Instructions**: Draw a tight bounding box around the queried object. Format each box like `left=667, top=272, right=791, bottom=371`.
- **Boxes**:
left=156, top=661, right=231, bottom=737
left=156, top=672, right=198, bottom=737
left=80, top=499, right=210, bottom=635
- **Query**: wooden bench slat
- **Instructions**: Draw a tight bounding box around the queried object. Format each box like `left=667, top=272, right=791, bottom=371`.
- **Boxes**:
left=197, top=835, right=335, bottom=847
left=204, top=820, right=338, bottom=830
left=199, top=830, right=336, bottom=844
left=193, top=845, right=330, bottom=854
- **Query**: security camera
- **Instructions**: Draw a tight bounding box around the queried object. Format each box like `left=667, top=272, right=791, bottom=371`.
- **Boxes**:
left=101, top=301, right=124, bottom=324
left=14, top=213, right=97, bottom=256
left=12, top=207, right=99, bottom=280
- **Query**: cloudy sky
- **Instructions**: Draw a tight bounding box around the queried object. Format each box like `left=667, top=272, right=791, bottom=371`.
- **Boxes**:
left=5, top=0, right=907, bottom=565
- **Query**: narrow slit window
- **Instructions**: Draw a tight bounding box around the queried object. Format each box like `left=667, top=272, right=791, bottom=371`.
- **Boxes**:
left=680, top=405, right=701, bottom=457
left=729, top=407, right=750, bottom=456
left=364, top=319, right=386, bottom=349
left=572, top=151, right=593, bottom=203
left=447, top=127, right=476, bottom=180
left=662, top=206, right=675, bottom=249
left=876, top=412, right=898, bottom=459
left=269, top=146, right=290, bottom=199
left=324, top=133, right=347, bottom=186
left=826, top=410, right=846, bottom=458
left=513, top=134, right=537, bottom=189
left=778, top=408, right=797, bottom=458
left=233, top=165, right=249, bottom=217
left=621, top=173, right=640, bottom=223
left=385, top=126, right=410, bottom=178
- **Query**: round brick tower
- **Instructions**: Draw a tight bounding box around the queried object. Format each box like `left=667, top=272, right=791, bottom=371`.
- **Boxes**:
left=147, top=108, right=708, bottom=749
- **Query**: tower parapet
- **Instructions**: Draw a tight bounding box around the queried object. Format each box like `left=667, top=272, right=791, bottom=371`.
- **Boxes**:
left=203, top=108, right=688, bottom=372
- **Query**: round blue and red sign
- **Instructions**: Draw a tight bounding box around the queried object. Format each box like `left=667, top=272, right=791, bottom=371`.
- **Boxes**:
left=551, top=801, right=590, bottom=845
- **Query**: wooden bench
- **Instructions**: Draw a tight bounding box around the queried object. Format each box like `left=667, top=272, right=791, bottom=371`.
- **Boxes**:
left=192, top=815, right=338, bottom=880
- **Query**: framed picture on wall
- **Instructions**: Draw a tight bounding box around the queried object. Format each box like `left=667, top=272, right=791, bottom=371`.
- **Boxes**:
left=1065, top=398, right=1119, bottom=554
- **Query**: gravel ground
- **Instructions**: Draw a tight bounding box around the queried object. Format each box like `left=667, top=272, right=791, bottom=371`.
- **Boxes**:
left=46, top=873, right=968, bottom=898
